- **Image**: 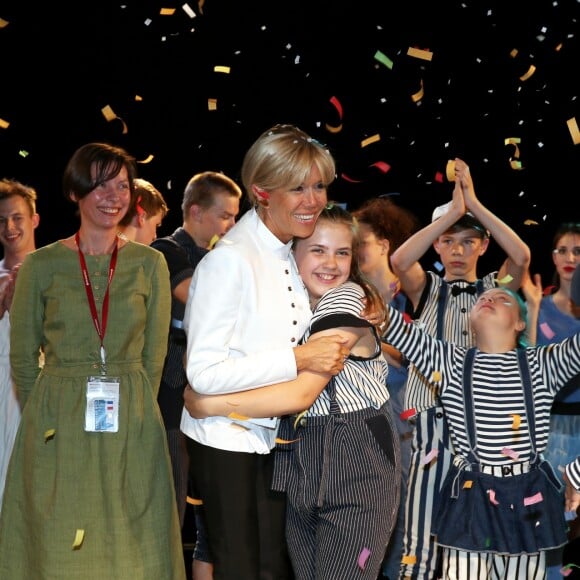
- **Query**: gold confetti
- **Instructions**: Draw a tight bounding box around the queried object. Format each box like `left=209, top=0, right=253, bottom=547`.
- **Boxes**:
left=134, top=94, right=143, bottom=101
left=214, top=65, right=231, bottom=74
left=509, top=48, right=519, bottom=58
left=509, top=159, right=523, bottom=170
left=100, top=106, right=129, bottom=134
left=325, top=96, right=343, bottom=133
left=228, top=412, right=250, bottom=421
left=44, top=429, right=56, bottom=442
left=431, top=371, right=441, bottom=382
left=401, top=555, right=417, bottom=565
left=445, top=159, right=455, bottom=181
left=72, top=529, right=85, bottom=550
left=511, top=414, right=521, bottom=429
left=0, top=18, right=9, bottom=28
left=293, top=410, right=307, bottom=429
left=567, top=117, right=580, bottom=145
left=187, top=496, right=204, bottom=505
left=463, top=480, right=473, bottom=489
left=524, top=219, right=539, bottom=226
left=407, top=47, right=433, bottom=61
left=275, top=437, right=300, bottom=444
left=504, top=137, right=521, bottom=159
left=208, top=98, right=217, bottom=111
left=198, top=0, right=205, bottom=14
left=160, top=7, right=176, bottom=15
left=0, top=118, right=9, bottom=129
left=361, top=134, right=380, bottom=148
left=325, top=123, right=342, bottom=134
left=137, top=154, right=154, bottom=164
left=208, top=234, right=220, bottom=249
left=410, top=79, right=424, bottom=103
left=519, top=64, right=536, bottom=81
left=101, top=104, right=117, bottom=122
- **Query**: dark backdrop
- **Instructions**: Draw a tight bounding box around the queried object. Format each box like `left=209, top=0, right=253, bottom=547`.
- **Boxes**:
left=1, top=0, right=578, bottom=282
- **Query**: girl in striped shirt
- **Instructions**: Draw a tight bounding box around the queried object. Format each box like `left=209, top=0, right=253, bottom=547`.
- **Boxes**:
left=383, top=287, right=578, bottom=579
left=184, top=204, right=401, bottom=579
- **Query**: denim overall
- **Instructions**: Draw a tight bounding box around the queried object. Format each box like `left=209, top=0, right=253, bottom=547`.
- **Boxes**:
left=433, top=348, right=568, bottom=555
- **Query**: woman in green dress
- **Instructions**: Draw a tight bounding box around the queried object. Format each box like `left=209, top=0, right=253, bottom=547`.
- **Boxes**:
left=0, top=142, right=186, bottom=579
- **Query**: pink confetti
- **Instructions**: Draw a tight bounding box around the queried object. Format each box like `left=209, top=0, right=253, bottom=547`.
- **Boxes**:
left=487, top=489, right=499, bottom=505
left=523, top=492, right=543, bottom=506
left=422, top=448, right=439, bottom=464
left=560, top=566, right=572, bottom=577
left=340, top=173, right=362, bottom=183
left=358, top=547, right=371, bottom=570
left=434, top=171, right=444, bottom=183
left=539, top=322, right=555, bottom=340
left=501, top=447, right=519, bottom=461
left=370, top=161, right=391, bottom=173
left=329, top=96, right=343, bottom=120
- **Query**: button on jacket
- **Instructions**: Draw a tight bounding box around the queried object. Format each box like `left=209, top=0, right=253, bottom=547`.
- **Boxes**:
left=180, top=208, right=312, bottom=453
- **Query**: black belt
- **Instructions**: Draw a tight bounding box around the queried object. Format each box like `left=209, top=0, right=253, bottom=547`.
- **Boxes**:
left=169, top=318, right=186, bottom=344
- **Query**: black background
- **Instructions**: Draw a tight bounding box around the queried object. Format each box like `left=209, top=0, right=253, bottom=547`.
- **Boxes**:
left=0, top=0, right=578, bottom=282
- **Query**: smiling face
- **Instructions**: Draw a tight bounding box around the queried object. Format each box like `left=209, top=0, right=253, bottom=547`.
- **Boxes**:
left=260, top=164, right=328, bottom=243
left=293, top=219, right=353, bottom=307
left=0, top=195, right=39, bottom=257
left=75, top=165, right=131, bottom=230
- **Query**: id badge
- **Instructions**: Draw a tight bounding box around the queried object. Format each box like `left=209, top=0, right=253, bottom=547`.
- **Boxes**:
left=85, top=376, right=120, bottom=433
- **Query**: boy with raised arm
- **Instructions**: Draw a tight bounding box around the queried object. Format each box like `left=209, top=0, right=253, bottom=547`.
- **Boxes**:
left=389, top=158, right=531, bottom=578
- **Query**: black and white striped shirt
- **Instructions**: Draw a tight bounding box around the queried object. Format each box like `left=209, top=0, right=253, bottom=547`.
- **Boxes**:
left=403, top=271, right=497, bottom=413
left=385, top=305, right=580, bottom=465
left=566, top=457, right=580, bottom=491
left=302, top=281, right=389, bottom=416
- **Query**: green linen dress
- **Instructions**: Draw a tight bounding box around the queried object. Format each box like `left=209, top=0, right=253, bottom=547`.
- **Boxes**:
left=0, top=240, right=186, bottom=580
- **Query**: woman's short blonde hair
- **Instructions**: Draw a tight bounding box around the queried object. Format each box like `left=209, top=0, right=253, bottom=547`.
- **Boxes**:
left=241, top=124, right=336, bottom=205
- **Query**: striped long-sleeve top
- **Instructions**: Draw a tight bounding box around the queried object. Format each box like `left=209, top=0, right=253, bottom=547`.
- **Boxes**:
left=385, top=305, right=580, bottom=466
left=303, top=281, right=389, bottom=416
left=403, top=271, right=498, bottom=414
left=566, top=457, right=580, bottom=491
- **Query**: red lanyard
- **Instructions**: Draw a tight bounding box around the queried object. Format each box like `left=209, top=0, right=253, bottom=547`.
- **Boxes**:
left=75, top=232, right=118, bottom=370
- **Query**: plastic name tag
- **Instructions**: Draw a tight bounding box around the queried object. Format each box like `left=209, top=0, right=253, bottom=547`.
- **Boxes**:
left=85, top=376, right=120, bottom=433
